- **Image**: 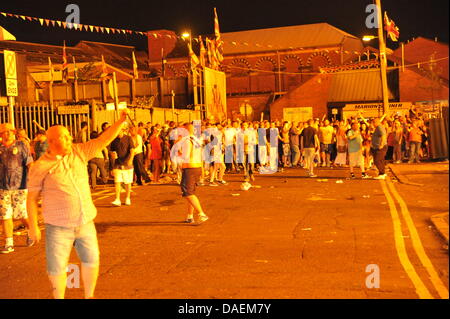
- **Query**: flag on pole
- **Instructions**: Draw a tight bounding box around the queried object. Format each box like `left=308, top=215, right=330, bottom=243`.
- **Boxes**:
left=188, top=41, right=200, bottom=70
left=161, top=47, right=166, bottom=77
left=213, top=7, right=224, bottom=62
left=199, top=36, right=206, bottom=67
left=48, top=57, right=54, bottom=82
left=206, top=37, right=219, bottom=70
left=101, top=55, right=108, bottom=78
left=132, top=51, right=139, bottom=79
left=62, top=41, right=68, bottom=83
left=384, top=12, right=400, bottom=42
left=72, top=56, right=78, bottom=81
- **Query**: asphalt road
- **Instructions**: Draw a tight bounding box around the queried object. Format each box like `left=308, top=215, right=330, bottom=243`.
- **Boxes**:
left=0, top=164, right=448, bottom=299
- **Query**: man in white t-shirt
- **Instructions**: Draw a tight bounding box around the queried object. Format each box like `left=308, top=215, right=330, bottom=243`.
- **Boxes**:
left=223, top=123, right=237, bottom=172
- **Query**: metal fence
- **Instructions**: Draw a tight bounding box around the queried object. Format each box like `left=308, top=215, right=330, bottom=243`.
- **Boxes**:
left=0, top=102, right=90, bottom=140
left=0, top=101, right=201, bottom=140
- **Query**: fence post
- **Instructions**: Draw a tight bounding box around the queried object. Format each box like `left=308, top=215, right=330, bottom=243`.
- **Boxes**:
left=91, top=99, right=97, bottom=132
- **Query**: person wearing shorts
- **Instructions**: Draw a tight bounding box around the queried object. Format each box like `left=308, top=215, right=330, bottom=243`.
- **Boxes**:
left=27, top=110, right=129, bottom=299
left=319, top=120, right=334, bottom=167
left=0, top=123, right=34, bottom=254
left=180, top=122, right=209, bottom=225
left=110, top=127, right=135, bottom=206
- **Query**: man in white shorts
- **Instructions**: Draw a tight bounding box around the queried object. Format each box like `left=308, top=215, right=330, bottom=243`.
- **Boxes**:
left=110, top=127, right=135, bottom=206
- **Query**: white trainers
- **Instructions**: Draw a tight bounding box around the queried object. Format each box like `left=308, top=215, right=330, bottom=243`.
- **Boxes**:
left=373, top=174, right=387, bottom=180
left=124, top=198, right=131, bottom=206
left=0, top=246, right=14, bottom=254
left=112, top=199, right=121, bottom=207
left=197, top=215, right=209, bottom=224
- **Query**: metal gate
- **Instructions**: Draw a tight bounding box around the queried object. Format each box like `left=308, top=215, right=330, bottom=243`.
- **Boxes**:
left=0, top=102, right=90, bottom=140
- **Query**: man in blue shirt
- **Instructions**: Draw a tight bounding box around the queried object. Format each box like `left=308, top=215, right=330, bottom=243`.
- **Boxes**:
left=0, top=123, right=34, bottom=254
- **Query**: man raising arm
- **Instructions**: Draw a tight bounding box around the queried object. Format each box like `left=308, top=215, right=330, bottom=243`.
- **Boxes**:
left=27, top=109, right=129, bottom=299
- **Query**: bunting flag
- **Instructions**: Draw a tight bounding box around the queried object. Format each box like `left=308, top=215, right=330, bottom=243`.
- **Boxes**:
left=384, top=12, right=400, bottom=42
left=213, top=7, right=224, bottom=62
left=132, top=51, right=139, bottom=79
left=188, top=41, right=200, bottom=70
left=48, top=57, right=54, bottom=82
left=62, top=41, right=68, bottom=83
left=73, top=56, right=78, bottom=81
left=199, top=36, right=207, bottom=67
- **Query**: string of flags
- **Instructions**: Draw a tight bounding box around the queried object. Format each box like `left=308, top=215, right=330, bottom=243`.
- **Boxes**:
left=0, top=11, right=160, bottom=38
left=0, top=9, right=402, bottom=51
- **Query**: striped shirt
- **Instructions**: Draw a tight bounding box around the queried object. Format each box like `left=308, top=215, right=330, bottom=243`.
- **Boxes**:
left=28, top=140, right=105, bottom=227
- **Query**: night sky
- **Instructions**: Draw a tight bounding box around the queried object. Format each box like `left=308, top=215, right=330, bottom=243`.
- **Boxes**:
left=0, top=0, right=448, bottom=51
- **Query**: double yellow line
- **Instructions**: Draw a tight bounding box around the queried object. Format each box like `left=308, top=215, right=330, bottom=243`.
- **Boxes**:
left=380, top=176, right=449, bottom=299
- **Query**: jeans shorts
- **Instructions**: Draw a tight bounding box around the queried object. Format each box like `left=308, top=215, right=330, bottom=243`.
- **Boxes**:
left=45, top=221, right=100, bottom=276
left=0, top=189, right=28, bottom=220
left=320, top=143, right=333, bottom=154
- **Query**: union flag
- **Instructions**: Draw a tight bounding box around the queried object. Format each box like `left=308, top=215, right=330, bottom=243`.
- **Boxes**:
left=214, top=8, right=224, bottom=62
left=199, top=36, right=207, bottom=67
left=384, top=12, right=400, bottom=42
left=188, top=41, right=200, bottom=70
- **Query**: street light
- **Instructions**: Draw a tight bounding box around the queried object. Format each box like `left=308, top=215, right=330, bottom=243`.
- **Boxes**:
left=362, top=35, right=378, bottom=42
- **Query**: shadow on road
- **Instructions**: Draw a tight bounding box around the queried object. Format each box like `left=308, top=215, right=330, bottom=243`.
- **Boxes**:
left=96, top=221, right=196, bottom=233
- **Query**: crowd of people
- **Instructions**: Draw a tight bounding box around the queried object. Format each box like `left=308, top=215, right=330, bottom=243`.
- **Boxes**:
left=0, top=108, right=436, bottom=298
left=89, top=111, right=430, bottom=186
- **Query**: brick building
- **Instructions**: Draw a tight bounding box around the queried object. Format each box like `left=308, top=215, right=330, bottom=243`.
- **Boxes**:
left=269, top=37, right=449, bottom=121
left=147, top=23, right=365, bottom=120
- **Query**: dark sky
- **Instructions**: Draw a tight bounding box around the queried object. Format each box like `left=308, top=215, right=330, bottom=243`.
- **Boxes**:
left=0, top=0, right=448, bottom=51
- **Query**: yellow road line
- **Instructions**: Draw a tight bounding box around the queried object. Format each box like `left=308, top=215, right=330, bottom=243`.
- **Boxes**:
left=380, top=179, right=434, bottom=299
left=93, top=193, right=115, bottom=202
left=386, top=178, right=449, bottom=299
left=91, top=189, right=111, bottom=196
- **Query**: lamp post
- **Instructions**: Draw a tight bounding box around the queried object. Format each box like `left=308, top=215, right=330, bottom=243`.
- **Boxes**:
left=182, top=30, right=198, bottom=117
left=375, top=0, right=390, bottom=115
